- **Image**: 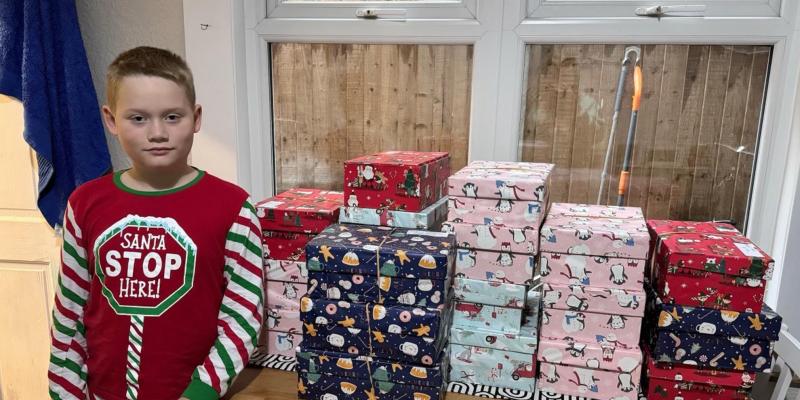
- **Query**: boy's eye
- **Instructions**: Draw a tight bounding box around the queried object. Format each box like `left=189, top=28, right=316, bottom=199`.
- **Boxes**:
left=165, top=114, right=182, bottom=122
left=130, top=115, right=146, bottom=123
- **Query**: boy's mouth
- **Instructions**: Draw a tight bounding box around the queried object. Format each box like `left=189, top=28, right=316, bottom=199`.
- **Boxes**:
left=145, top=147, right=174, bottom=155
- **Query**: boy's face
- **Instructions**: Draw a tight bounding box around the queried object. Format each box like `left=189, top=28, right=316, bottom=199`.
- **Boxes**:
left=102, top=75, right=201, bottom=173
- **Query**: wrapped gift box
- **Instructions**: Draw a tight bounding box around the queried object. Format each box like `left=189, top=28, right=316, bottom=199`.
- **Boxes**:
left=338, top=196, right=448, bottom=229
left=265, top=259, right=308, bottom=282
left=298, top=371, right=444, bottom=400
left=307, top=270, right=449, bottom=307
left=301, top=323, right=448, bottom=365
left=450, top=317, right=538, bottom=353
left=652, top=261, right=766, bottom=313
left=452, top=277, right=527, bottom=308
left=267, top=305, right=302, bottom=332
left=266, top=329, right=302, bottom=357
left=296, top=347, right=447, bottom=388
left=651, top=330, right=773, bottom=372
left=653, top=297, right=781, bottom=341
left=449, top=343, right=537, bottom=392
left=442, top=221, right=538, bottom=255
left=645, top=347, right=754, bottom=400
left=300, top=297, right=447, bottom=339
left=344, top=151, right=450, bottom=213
left=266, top=280, right=307, bottom=310
left=540, top=213, right=650, bottom=259
left=454, top=247, right=536, bottom=285
left=452, top=301, right=524, bottom=333
left=447, top=161, right=553, bottom=201
left=648, top=219, right=742, bottom=238
left=305, top=224, right=455, bottom=280
left=447, top=195, right=547, bottom=229
left=540, top=308, right=643, bottom=348
left=537, top=338, right=643, bottom=400
left=655, top=232, right=773, bottom=280
left=299, top=296, right=451, bottom=364
left=263, top=230, right=316, bottom=261
left=540, top=252, right=646, bottom=290
left=548, top=203, right=644, bottom=220
left=541, top=282, right=645, bottom=317
left=256, top=188, right=342, bottom=234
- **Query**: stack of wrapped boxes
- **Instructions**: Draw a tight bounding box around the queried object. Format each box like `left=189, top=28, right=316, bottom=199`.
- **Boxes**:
left=537, top=203, right=649, bottom=400
left=297, top=151, right=455, bottom=400
left=255, top=188, right=342, bottom=356
left=644, top=220, right=781, bottom=399
left=444, top=161, right=553, bottom=392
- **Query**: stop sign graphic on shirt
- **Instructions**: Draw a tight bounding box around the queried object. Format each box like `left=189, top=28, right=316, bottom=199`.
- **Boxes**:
left=94, top=215, right=198, bottom=316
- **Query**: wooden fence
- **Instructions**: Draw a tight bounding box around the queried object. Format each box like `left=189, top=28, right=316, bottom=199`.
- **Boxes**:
left=521, top=44, right=770, bottom=229
left=271, top=43, right=473, bottom=193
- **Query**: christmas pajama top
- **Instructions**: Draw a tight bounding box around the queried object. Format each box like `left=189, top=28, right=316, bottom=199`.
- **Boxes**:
left=48, top=170, right=264, bottom=400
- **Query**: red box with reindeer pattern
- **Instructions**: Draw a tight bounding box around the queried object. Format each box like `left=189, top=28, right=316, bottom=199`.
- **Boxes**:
left=255, top=188, right=342, bottom=234
left=343, top=151, right=450, bottom=213
left=652, top=232, right=772, bottom=313
left=645, top=346, right=754, bottom=400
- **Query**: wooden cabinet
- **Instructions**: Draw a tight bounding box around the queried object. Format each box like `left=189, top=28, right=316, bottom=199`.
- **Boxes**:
left=0, top=94, right=62, bottom=399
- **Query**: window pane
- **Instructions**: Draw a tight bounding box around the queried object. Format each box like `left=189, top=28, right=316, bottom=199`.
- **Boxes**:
left=271, top=43, right=472, bottom=193
left=520, top=44, right=770, bottom=230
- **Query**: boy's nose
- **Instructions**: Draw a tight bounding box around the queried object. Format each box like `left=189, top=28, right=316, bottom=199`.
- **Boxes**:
left=147, top=122, right=169, bottom=142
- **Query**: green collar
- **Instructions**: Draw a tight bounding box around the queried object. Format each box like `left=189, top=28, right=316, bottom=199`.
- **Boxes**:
left=113, top=168, right=205, bottom=196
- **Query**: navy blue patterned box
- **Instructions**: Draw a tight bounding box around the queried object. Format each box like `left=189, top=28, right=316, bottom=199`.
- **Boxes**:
left=651, top=330, right=773, bottom=372
left=298, top=295, right=453, bottom=365
left=654, top=298, right=781, bottom=341
left=298, top=370, right=445, bottom=400
left=305, top=224, right=455, bottom=280
left=307, top=270, right=449, bottom=307
left=296, top=346, right=447, bottom=388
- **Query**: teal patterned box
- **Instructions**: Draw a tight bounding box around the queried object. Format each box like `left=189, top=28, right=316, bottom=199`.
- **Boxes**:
left=453, top=301, right=524, bottom=333
left=452, top=277, right=527, bottom=308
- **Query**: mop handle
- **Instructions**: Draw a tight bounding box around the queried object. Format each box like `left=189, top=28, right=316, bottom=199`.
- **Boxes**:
left=618, top=65, right=643, bottom=204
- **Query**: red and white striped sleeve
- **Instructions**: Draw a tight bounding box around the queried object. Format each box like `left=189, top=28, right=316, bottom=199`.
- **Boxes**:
left=49, top=201, right=90, bottom=399
left=182, top=199, right=264, bottom=399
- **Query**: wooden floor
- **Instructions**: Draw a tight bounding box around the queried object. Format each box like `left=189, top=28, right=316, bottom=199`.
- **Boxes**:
left=224, top=368, right=478, bottom=400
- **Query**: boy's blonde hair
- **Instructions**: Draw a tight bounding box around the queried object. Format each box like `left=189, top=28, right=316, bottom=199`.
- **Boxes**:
left=106, top=46, right=195, bottom=111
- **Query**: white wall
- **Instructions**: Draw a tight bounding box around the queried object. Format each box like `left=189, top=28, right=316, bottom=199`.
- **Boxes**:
left=777, top=171, right=800, bottom=336
left=75, top=0, right=186, bottom=171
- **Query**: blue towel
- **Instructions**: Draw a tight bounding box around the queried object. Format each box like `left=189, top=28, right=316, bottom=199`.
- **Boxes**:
left=0, top=0, right=111, bottom=227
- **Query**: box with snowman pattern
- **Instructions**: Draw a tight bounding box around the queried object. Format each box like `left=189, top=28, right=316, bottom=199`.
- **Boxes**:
left=548, top=203, right=644, bottom=220
left=265, top=329, right=302, bottom=357
left=266, top=280, right=308, bottom=310
left=644, top=346, right=755, bottom=400
left=446, top=194, right=548, bottom=228
left=449, top=343, right=538, bottom=392
left=299, top=296, right=451, bottom=365
left=539, top=307, right=643, bottom=348
left=447, top=161, right=553, bottom=202
left=652, top=233, right=773, bottom=313
left=539, top=252, right=646, bottom=291
left=442, top=221, right=539, bottom=255
left=537, top=337, right=643, bottom=400
left=298, top=369, right=445, bottom=400
left=452, top=301, right=524, bottom=333
left=344, top=151, right=450, bottom=213
left=256, top=188, right=342, bottom=234
left=540, top=213, right=650, bottom=260
left=453, top=247, right=537, bottom=286
left=265, top=259, right=308, bottom=282
left=296, top=346, right=447, bottom=388
left=452, top=276, right=527, bottom=308
left=450, top=315, right=539, bottom=353
left=541, top=282, right=645, bottom=318
left=338, top=196, right=448, bottom=230
left=267, top=304, right=302, bottom=333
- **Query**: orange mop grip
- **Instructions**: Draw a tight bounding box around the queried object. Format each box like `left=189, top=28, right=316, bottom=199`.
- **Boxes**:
left=618, top=171, right=631, bottom=196
left=632, top=65, right=643, bottom=111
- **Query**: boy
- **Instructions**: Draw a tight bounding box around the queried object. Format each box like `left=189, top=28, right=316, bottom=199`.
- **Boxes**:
left=48, top=46, right=264, bottom=400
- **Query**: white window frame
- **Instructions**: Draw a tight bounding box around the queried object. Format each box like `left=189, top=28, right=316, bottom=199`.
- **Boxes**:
left=267, top=0, right=478, bottom=20
left=185, top=0, right=800, bottom=312
left=527, top=0, right=783, bottom=19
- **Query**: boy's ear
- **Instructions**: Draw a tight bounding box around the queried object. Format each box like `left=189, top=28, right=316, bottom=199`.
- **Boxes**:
left=101, top=105, right=118, bottom=136
left=193, top=104, right=202, bottom=133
